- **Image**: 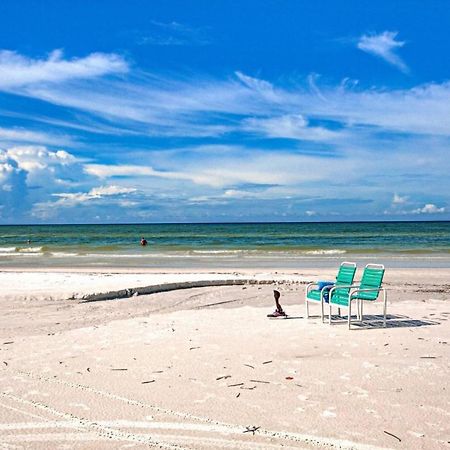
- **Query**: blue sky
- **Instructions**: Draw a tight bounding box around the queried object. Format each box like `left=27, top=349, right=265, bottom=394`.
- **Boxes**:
left=0, top=0, right=449, bottom=223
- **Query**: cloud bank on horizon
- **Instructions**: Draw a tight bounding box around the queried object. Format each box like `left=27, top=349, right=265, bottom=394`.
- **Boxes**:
left=0, top=1, right=449, bottom=223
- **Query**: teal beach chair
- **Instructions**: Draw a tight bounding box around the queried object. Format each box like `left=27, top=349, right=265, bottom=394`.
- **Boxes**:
left=305, top=262, right=357, bottom=322
left=328, top=264, right=386, bottom=329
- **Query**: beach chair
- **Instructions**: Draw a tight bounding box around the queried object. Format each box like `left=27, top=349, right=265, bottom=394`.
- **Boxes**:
left=328, top=264, right=386, bottom=329
left=305, top=262, right=357, bottom=322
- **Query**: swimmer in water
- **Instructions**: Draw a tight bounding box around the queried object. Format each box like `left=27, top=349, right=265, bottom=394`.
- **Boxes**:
left=140, top=237, right=148, bottom=246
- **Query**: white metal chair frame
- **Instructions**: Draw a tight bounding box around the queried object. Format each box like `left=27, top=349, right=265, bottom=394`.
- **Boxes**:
left=304, top=261, right=357, bottom=323
left=327, top=264, right=387, bottom=329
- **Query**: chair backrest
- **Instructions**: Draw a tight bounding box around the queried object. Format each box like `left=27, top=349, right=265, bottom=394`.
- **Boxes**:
left=333, top=262, right=357, bottom=298
left=357, top=264, right=385, bottom=300
left=335, top=261, right=357, bottom=286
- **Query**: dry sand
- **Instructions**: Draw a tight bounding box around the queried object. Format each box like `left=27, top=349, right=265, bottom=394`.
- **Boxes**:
left=0, top=268, right=449, bottom=449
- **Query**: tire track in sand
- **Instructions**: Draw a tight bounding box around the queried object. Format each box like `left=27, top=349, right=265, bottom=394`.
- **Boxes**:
left=9, top=370, right=388, bottom=450
left=0, top=391, right=184, bottom=449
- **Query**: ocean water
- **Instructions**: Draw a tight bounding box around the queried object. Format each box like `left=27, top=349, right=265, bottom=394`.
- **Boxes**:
left=0, top=222, right=449, bottom=269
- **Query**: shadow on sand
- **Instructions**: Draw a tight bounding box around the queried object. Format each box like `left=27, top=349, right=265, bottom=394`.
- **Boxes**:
left=304, top=313, right=441, bottom=329
left=334, top=313, right=440, bottom=330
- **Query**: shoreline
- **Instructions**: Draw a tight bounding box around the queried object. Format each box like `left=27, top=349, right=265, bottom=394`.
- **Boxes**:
left=2, top=254, right=450, bottom=270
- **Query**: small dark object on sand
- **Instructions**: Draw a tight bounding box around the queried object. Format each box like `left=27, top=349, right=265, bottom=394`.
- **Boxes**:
left=267, top=290, right=287, bottom=317
left=243, top=426, right=260, bottom=435
left=384, top=431, right=401, bottom=442
left=216, top=375, right=232, bottom=381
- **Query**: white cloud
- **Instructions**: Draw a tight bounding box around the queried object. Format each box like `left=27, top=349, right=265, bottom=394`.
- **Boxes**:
left=235, top=71, right=278, bottom=100
left=0, top=127, right=75, bottom=146
left=2, top=50, right=450, bottom=139
left=0, top=49, right=450, bottom=222
left=52, top=185, right=137, bottom=205
left=6, top=146, right=76, bottom=172
left=0, top=151, right=28, bottom=217
left=86, top=148, right=350, bottom=189
left=392, top=193, right=408, bottom=205
left=413, top=203, right=446, bottom=214
left=243, top=114, right=344, bottom=141
left=0, top=49, right=128, bottom=89
left=137, top=21, right=210, bottom=46
left=0, top=145, right=91, bottom=220
left=357, top=31, right=408, bottom=73
left=85, top=164, right=157, bottom=178
left=90, top=185, right=136, bottom=196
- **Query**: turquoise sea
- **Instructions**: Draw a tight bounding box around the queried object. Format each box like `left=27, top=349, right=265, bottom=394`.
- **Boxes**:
left=0, top=222, right=449, bottom=268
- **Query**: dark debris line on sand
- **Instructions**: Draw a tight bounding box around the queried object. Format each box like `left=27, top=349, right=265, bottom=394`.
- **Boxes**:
left=243, top=426, right=260, bottom=435
left=383, top=431, right=401, bottom=442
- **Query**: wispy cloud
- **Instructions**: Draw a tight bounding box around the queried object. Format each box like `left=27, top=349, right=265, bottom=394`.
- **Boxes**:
left=0, top=49, right=128, bottom=89
left=2, top=50, right=450, bottom=140
left=242, top=114, right=345, bottom=142
left=136, top=21, right=210, bottom=46
left=357, top=31, right=408, bottom=73
left=52, top=185, right=137, bottom=205
left=0, top=126, right=75, bottom=146
left=1, top=49, right=449, bottom=221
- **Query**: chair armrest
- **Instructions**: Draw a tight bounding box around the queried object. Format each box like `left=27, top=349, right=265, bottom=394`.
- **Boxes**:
left=330, top=283, right=360, bottom=291
left=306, top=282, right=319, bottom=294
left=328, top=284, right=362, bottom=303
left=351, top=287, right=385, bottom=296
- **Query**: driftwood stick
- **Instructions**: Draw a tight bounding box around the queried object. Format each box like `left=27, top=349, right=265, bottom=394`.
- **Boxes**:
left=383, top=430, right=401, bottom=442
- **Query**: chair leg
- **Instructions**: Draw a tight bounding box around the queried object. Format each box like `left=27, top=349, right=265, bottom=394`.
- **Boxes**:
left=338, top=307, right=341, bottom=317
left=329, top=304, right=332, bottom=324
left=383, top=291, right=387, bottom=327
left=348, top=301, right=352, bottom=330
left=305, top=300, right=309, bottom=319
left=321, top=300, right=324, bottom=323
left=360, top=300, right=364, bottom=323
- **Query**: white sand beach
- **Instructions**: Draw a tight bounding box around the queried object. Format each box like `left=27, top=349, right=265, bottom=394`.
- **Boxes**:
left=1, top=268, right=449, bottom=449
